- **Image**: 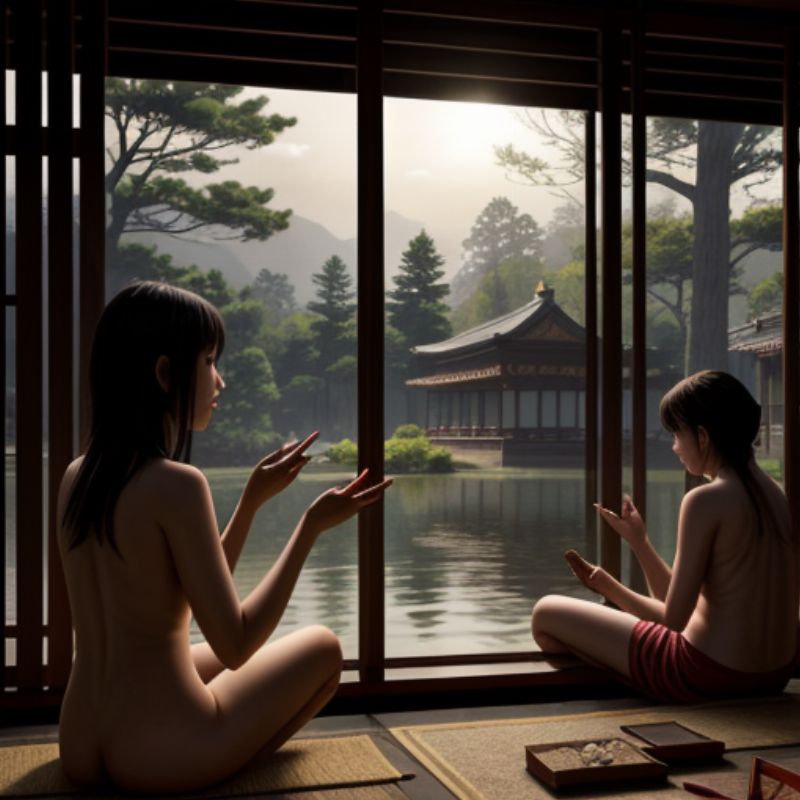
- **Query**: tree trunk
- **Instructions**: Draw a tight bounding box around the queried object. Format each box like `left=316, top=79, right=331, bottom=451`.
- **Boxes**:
left=687, top=121, right=743, bottom=373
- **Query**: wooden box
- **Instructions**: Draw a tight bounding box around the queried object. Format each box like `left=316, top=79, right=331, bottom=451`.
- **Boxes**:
left=525, top=737, right=668, bottom=790
left=620, top=722, right=725, bottom=764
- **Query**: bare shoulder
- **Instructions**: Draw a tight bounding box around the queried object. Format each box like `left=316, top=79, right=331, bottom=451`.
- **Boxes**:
left=136, top=460, right=216, bottom=536
left=142, top=458, right=206, bottom=486
left=137, top=459, right=210, bottom=503
left=679, top=481, right=725, bottom=529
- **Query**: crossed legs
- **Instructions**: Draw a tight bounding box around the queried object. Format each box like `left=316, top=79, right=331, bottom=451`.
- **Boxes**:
left=532, top=595, right=638, bottom=677
left=104, top=625, right=342, bottom=793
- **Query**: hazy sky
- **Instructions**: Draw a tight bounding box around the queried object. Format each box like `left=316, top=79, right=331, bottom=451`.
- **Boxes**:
left=192, top=88, right=577, bottom=274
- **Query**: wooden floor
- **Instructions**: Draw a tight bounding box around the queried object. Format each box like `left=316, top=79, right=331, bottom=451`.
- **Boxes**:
left=3, top=681, right=800, bottom=799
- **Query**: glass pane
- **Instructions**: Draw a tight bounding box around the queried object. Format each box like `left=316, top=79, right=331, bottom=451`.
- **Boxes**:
left=6, top=157, right=14, bottom=295
left=519, top=390, right=537, bottom=428
left=103, top=80, right=359, bottom=658
left=485, top=391, right=499, bottom=428
left=541, top=390, right=557, bottom=428
left=502, top=389, right=516, bottom=428
left=384, top=98, right=590, bottom=656
left=5, top=308, right=15, bottom=631
left=644, top=117, right=784, bottom=560
left=560, top=390, right=576, bottom=428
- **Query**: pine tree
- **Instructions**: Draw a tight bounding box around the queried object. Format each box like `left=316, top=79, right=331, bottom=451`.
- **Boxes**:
left=308, top=255, right=356, bottom=369
left=388, top=230, right=452, bottom=349
left=307, top=256, right=356, bottom=433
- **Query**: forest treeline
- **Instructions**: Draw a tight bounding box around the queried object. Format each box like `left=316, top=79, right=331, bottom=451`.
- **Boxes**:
left=101, top=80, right=785, bottom=464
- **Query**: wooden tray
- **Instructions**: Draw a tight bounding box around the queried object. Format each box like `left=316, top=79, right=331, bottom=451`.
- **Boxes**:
left=620, top=721, right=725, bottom=764
left=525, top=737, right=668, bottom=790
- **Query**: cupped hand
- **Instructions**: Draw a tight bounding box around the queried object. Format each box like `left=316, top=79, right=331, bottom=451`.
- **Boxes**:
left=305, top=469, right=392, bottom=535
left=593, top=494, right=647, bottom=547
left=564, top=549, right=609, bottom=596
left=242, top=432, right=318, bottom=511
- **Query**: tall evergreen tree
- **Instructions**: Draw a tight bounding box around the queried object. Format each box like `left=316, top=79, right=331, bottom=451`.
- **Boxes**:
left=453, top=197, right=543, bottom=315
left=307, top=256, right=356, bottom=434
left=388, top=230, right=451, bottom=349
left=308, top=255, right=356, bottom=369
left=105, top=80, right=296, bottom=264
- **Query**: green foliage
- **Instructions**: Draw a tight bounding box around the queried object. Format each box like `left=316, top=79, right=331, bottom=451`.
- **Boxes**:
left=251, top=268, right=297, bottom=321
left=220, top=299, right=266, bottom=352
left=450, top=254, right=545, bottom=333
left=453, top=197, right=544, bottom=314
left=174, top=267, right=235, bottom=308
left=196, top=345, right=281, bottom=466
left=393, top=423, right=425, bottom=439
left=308, top=255, right=356, bottom=373
left=384, top=436, right=453, bottom=474
left=325, top=438, right=358, bottom=466
left=731, top=204, right=782, bottom=247
left=551, top=260, right=586, bottom=324
left=387, top=230, right=451, bottom=351
left=495, top=111, right=783, bottom=370
left=326, top=430, right=454, bottom=473
left=105, top=79, right=296, bottom=262
left=748, top=271, right=782, bottom=318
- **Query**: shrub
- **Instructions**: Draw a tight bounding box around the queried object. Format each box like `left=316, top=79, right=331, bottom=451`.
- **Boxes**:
left=325, top=438, right=358, bottom=466
left=325, top=431, right=454, bottom=473
left=393, top=423, right=425, bottom=439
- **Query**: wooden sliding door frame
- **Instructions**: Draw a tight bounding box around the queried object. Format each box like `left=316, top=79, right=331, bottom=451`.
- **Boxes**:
left=4, top=0, right=800, bottom=707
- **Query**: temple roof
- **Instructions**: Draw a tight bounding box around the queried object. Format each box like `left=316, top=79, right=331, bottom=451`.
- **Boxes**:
left=412, top=284, right=584, bottom=358
left=728, top=312, right=782, bottom=355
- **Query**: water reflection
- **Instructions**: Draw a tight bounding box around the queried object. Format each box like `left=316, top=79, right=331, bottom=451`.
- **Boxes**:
left=200, top=468, right=684, bottom=660
left=0, top=463, right=692, bottom=662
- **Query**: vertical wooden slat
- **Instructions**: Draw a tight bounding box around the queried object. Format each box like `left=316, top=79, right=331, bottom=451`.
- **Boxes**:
left=599, top=19, right=623, bottom=578
left=783, top=30, right=799, bottom=521
left=15, top=0, right=44, bottom=691
left=78, top=0, right=106, bottom=448
left=0, top=0, right=7, bottom=690
left=629, top=1, right=647, bottom=593
left=46, top=0, right=74, bottom=690
left=357, top=0, right=384, bottom=684
left=583, top=109, right=598, bottom=562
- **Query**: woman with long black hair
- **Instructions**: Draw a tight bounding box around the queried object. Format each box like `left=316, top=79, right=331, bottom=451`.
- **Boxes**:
left=532, top=370, right=799, bottom=703
left=57, top=281, right=391, bottom=791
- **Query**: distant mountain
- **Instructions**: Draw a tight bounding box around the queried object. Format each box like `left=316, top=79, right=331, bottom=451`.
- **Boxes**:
left=121, top=211, right=451, bottom=306
left=121, top=230, right=255, bottom=290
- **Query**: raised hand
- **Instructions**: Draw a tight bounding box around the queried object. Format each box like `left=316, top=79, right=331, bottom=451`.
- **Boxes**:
left=305, top=469, right=392, bottom=535
left=594, top=494, right=647, bottom=547
left=242, top=432, right=318, bottom=511
left=564, top=549, right=611, bottom=598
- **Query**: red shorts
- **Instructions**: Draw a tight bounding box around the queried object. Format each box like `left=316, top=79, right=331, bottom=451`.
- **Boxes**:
left=626, top=620, right=798, bottom=704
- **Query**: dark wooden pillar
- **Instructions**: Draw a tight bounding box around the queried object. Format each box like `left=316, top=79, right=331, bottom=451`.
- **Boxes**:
left=629, top=1, right=647, bottom=592
left=357, top=0, right=384, bottom=683
left=599, top=20, right=623, bottom=578
left=15, top=0, right=45, bottom=692
left=783, top=30, right=799, bottom=518
left=78, top=0, right=106, bottom=447
left=46, top=0, right=76, bottom=691
left=584, top=111, right=598, bottom=561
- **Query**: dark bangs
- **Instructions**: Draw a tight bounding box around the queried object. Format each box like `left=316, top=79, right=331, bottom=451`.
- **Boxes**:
left=658, top=377, right=693, bottom=434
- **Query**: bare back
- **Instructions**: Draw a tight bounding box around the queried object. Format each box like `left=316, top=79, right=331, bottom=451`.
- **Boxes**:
left=57, top=457, right=218, bottom=786
left=683, top=468, right=799, bottom=672
left=57, top=451, right=349, bottom=793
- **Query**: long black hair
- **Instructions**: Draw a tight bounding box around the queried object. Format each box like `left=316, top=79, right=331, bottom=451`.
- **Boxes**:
left=659, top=370, right=774, bottom=537
left=63, top=281, right=225, bottom=552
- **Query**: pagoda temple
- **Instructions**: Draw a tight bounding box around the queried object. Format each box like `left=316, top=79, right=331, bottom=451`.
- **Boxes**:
left=407, top=282, right=589, bottom=466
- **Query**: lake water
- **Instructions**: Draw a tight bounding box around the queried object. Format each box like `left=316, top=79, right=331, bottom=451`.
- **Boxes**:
left=200, top=466, right=685, bottom=659
left=3, top=465, right=685, bottom=662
